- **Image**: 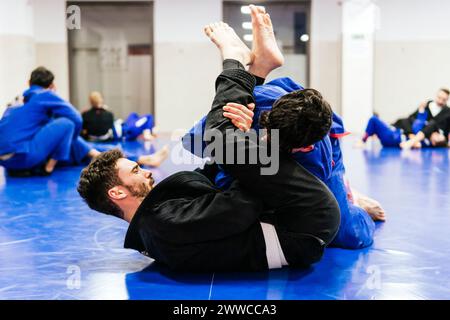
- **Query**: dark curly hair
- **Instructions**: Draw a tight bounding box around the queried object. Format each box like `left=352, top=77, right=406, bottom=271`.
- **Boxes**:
left=259, top=88, right=332, bottom=151
left=30, top=66, right=55, bottom=88
left=77, top=149, right=125, bottom=218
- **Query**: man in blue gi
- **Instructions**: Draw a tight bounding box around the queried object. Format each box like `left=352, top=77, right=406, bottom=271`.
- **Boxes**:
left=0, top=67, right=168, bottom=176
left=182, top=6, right=385, bottom=249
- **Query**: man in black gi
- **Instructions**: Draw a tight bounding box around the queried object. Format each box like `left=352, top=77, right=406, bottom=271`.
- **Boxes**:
left=77, top=6, right=340, bottom=272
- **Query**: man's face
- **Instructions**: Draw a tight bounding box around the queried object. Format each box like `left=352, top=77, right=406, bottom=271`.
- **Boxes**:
left=430, top=132, right=446, bottom=147
left=435, top=90, right=449, bottom=107
left=116, top=158, right=154, bottom=199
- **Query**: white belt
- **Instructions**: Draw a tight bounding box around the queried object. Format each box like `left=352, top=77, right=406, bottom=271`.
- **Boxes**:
left=260, top=222, right=288, bottom=269
left=87, top=129, right=114, bottom=142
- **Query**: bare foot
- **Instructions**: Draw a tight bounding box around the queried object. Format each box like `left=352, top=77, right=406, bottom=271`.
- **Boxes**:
left=45, top=158, right=58, bottom=173
left=204, top=22, right=253, bottom=66
left=140, top=129, right=156, bottom=141
left=354, top=139, right=366, bottom=149
left=400, top=140, right=414, bottom=150
left=151, top=126, right=160, bottom=137
left=354, top=193, right=386, bottom=222
left=137, top=145, right=169, bottom=167
left=248, top=4, right=284, bottom=78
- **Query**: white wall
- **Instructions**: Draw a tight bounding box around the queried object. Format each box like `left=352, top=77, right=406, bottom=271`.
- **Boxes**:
left=312, top=0, right=450, bottom=132
left=0, top=0, right=35, bottom=116
left=310, top=0, right=342, bottom=115
left=3, top=0, right=449, bottom=136
left=0, top=0, right=69, bottom=118
left=341, top=0, right=377, bottom=133
left=374, top=0, right=450, bottom=124
left=153, top=0, right=222, bottom=132
left=33, top=0, right=70, bottom=101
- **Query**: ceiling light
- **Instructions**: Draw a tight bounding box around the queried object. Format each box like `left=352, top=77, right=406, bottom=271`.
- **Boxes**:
left=300, top=34, right=310, bottom=42
left=241, top=6, right=251, bottom=14
left=243, top=34, right=253, bottom=42
left=242, top=22, right=252, bottom=29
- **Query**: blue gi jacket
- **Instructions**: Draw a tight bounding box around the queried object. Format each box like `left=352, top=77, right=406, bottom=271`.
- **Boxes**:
left=0, top=85, right=82, bottom=155
left=183, top=77, right=375, bottom=249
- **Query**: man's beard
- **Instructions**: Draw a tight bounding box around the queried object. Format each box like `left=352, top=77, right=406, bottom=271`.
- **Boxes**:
left=125, top=179, right=153, bottom=199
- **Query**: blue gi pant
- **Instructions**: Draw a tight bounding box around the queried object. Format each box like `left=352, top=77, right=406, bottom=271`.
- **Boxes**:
left=123, top=113, right=155, bottom=140
left=0, top=118, right=91, bottom=170
left=328, top=171, right=375, bottom=249
left=365, top=115, right=403, bottom=147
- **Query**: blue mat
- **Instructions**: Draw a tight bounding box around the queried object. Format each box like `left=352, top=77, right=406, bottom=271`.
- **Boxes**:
left=0, top=139, right=449, bottom=299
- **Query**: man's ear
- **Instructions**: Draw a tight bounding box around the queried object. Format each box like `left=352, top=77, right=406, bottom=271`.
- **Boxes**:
left=108, top=186, right=127, bottom=200
left=48, top=83, right=56, bottom=91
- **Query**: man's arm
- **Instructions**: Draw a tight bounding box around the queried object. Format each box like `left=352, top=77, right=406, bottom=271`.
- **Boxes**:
left=408, top=101, right=430, bottom=122
left=205, top=62, right=256, bottom=135
left=144, top=179, right=263, bottom=244
left=204, top=61, right=340, bottom=245
left=39, top=91, right=83, bottom=137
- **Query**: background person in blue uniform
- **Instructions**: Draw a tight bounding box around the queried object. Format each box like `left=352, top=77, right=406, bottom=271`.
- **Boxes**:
left=0, top=66, right=97, bottom=176
left=0, top=67, right=169, bottom=176
left=364, top=88, right=450, bottom=149
left=393, top=88, right=449, bottom=137
left=121, top=112, right=156, bottom=141
left=360, top=114, right=448, bottom=149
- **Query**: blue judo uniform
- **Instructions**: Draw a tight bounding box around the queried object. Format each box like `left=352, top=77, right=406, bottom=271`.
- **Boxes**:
left=182, top=77, right=375, bottom=249
left=363, top=113, right=430, bottom=148
left=120, top=112, right=155, bottom=141
left=0, top=85, right=91, bottom=172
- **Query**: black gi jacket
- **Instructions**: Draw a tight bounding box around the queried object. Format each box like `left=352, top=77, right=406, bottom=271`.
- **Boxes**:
left=394, top=101, right=450, bottom=138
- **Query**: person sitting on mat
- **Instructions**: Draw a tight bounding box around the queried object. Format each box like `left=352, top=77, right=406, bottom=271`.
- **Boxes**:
left=387, top=88, right=450, bottom=149
left=81, top=91, right=115, bottom=142
left=393, top=88, right=449, bottom=136
left=359, top=113, right=448, bottom=149
left=0, top=67, right=168, bottom=176
left=82, top=91, right=157, bottom=142
left=77, top=6, right=340, bottom=272
left=183, top=8, right=384, bottom=250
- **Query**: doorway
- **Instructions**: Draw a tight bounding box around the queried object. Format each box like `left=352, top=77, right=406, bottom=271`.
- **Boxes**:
left=67, top=1, right=154, bottom=119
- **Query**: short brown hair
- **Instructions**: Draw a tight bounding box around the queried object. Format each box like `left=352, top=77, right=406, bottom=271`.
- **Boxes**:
left=77, top=149, right=125, bottom=218
left=30, top=66, right=54, bottom=88
left=259, top=88, right=333, bottom=151
left=440, top=88, right=450, bottom=95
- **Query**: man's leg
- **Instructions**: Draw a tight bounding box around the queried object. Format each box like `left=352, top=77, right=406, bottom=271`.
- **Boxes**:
left=247, top=5, right=284, bottom=79
left=3, top=118, right=75, bottom=174
left=204, top=22, right=340, bottom=267
left=246, top=7, right=338, bottom=261
left=328, top=172, right=375, bottom=249
left=64, top=136, right=97, bottom=165
left=351, top=188, right=386, bottom=221
left=393, top=117, right=413, bottom=135
left=363, top=115, right=402, bottom=147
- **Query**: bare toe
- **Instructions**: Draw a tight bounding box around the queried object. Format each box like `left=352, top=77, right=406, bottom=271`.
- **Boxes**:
left=264, top=13, right=273, bottom=27
left=204, top=25, right=212, bottom=37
